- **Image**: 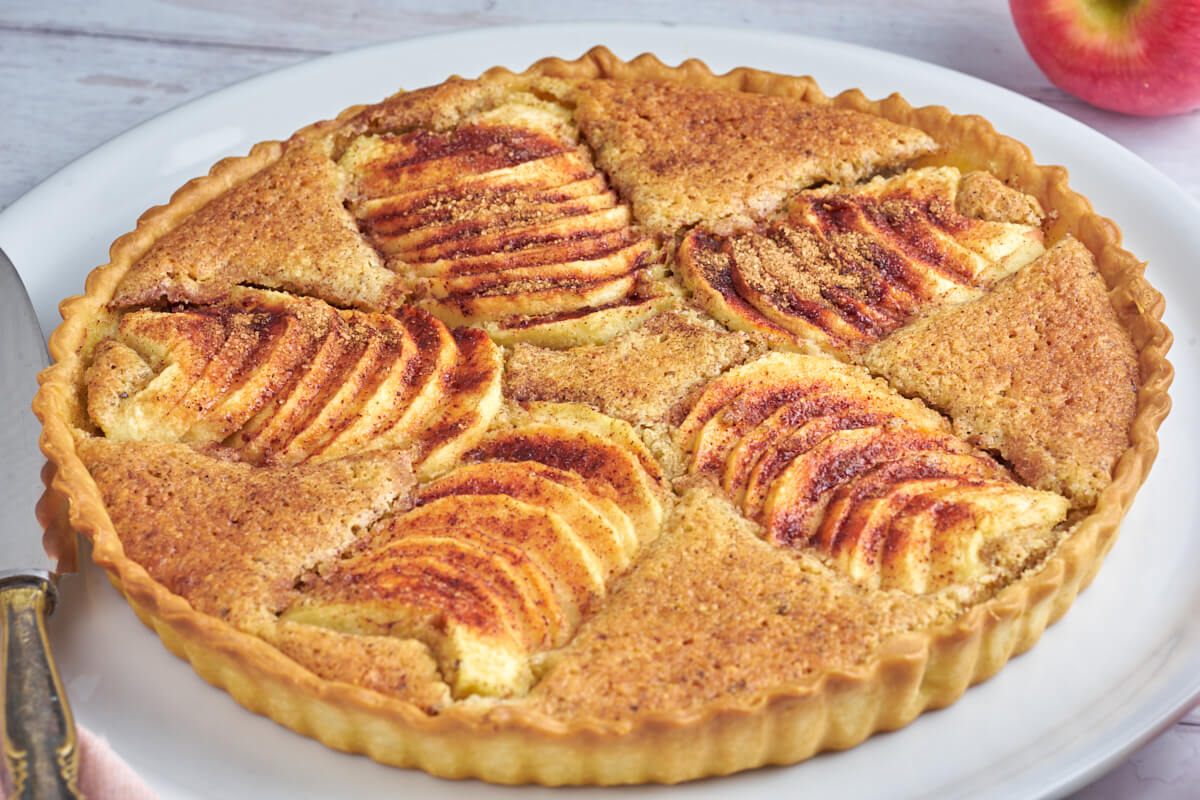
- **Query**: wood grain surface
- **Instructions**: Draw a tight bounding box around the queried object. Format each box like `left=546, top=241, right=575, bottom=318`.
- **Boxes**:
left=2, top=2, right=1198, bottom=798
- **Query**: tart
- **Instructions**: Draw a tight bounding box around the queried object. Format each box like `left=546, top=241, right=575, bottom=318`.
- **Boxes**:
left=34, top=47, right=1171, bottom=785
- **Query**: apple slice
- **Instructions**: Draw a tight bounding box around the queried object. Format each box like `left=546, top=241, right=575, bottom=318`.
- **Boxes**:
left=283, top=535, right=539, bottom=698
left=413, top=326, right=503, bottom=480
left=229, top=309, right=359, bottom=464
left=354, top=150, right=597, bottom=221
left=373, top=531, right=565, bottom=649
left=419, top=240, right=650, bottom=299
left=467, top=422, right=665, bottom=539
left=760, top=426, right=971, bottom=547
left=817, top=449, right=1010, bottom=553
left=675, top=352, right=824, bottom=455
left=338, top=125, right=572, bottom=197
left=740, top=415, right=888, bottom=524
left=678, top=168, right=1047, bottom=356
left=381, top=192, right=619, bottom=255
left=188, top=296, right=334, bottom=443
left=363, top=175, right=610, bottom=236
left=676, top=229, right=806, bottom=352
left=365, top=305, right=460, bottom=449
left=161, top=313, right=281, bottom=436
left=429, top=460, right=639, bottom=560
left=92, top=309, right=242, bottom=441
left=417, top=461, right=632, bottom=575
left=420, top=273, right=638, bottom=326
left=407, top=229, right=637, bottom=280
left=401, top=205, right=633, bottom=264
left=725, top=406, right=893, bottom=505
left=84, top=338, right=156, bottom=439
left=310, top=313, right=417, bottom=456
left=481, top=293, right=671, bottom=349
left=878, top=482, right=1068, bottom=593
left=270, top=318, right=394, bottom=466
left=825, top=476, right=969, bottom=587
left=685, top=379, right=842, bottom=479
left=802, top=170, right=988, bottom=282
left=679, top=352, right=948, bottom=471
left=727, top=227, right=903, bottom=346
left=519, top=401, right=665, bottom=486
left=306, top=533, right=552, bottom=644
left=399, top=494, right=607, bottom=629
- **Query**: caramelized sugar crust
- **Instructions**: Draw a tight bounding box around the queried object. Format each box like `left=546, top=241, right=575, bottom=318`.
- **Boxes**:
left=527, top=485, right=945, bottom=721
left=865, top=237, right=1140, bottom=508
left=504, top=309, right=761, bottom=426
left=74, top=438, right=416, bottom=625
left=110, top=139, right=405, bottom=312
left=36, top=49, right=1170, bottom=786
left=570, top=78, right=938, bottom=234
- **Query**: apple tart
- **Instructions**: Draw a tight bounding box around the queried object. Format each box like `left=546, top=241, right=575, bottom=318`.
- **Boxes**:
left=35, top=46, right=1171, bottom=785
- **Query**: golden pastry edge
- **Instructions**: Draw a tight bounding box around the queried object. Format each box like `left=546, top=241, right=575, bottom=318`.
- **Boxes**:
left=32, top=44, right=1172, bottom=785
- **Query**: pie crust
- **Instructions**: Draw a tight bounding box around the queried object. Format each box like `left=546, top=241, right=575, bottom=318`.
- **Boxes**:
left=34, top=47, right=1172, bottom=784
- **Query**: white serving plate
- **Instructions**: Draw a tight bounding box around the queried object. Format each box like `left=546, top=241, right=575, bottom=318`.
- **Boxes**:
left=2, top=23, right=1198, bottom=800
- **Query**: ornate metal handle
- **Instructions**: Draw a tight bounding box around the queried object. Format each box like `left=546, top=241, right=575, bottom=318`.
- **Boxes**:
left=0, top=575, right=81, bottom=799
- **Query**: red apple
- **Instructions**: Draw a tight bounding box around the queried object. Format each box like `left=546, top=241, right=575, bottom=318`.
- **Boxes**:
left=1010, top=0, right=1200, bottom=116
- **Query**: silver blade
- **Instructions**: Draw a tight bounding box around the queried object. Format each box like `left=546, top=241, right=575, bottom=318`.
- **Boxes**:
left=0, top=246, right=56, bottom=576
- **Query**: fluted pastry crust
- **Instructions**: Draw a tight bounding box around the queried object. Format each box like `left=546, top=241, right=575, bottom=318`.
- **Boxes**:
left=34, top=46, right=1171, bottom=785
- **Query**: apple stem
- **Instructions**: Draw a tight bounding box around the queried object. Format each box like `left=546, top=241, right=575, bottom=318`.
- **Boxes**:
left=1082, top=0, right=1144, bottom=32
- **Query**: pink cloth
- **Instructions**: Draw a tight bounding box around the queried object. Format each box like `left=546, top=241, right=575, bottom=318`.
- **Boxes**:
left=1, top=726, right=159, bottom=799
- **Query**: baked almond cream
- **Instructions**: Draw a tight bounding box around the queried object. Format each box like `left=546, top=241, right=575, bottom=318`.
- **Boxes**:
left=34, top=47, right=1170, bottom=785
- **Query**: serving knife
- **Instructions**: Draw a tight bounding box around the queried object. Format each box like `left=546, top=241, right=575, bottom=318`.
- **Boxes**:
left=0, top=246, right=81, bottom=799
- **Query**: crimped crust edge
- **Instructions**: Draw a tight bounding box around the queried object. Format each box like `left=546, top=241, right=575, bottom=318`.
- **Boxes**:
left=33, top=45, right=1172, bottom=785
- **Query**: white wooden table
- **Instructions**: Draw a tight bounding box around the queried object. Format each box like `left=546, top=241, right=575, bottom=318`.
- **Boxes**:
left=2, top=2, right=1198, bottom=798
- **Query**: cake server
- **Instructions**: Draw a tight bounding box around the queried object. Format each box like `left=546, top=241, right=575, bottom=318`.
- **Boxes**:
left=0, top=245, right=81, bottom=799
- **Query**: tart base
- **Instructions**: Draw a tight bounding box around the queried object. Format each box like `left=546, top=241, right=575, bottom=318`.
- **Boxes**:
left=34, top=46, right=1171, bottom=784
